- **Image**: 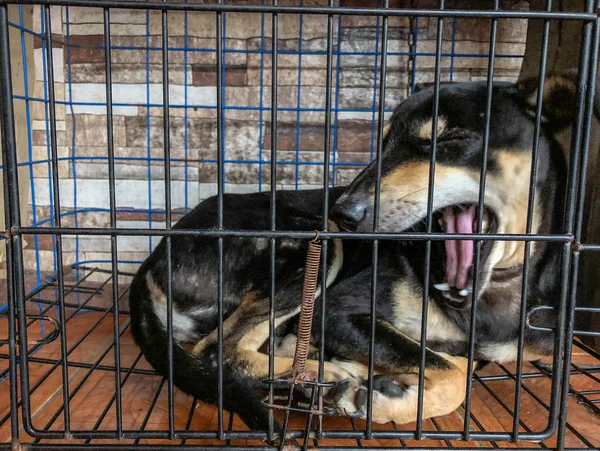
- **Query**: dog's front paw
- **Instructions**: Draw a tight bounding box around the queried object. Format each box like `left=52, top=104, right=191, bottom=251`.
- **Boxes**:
left=327, top=375, right=407, bottom=422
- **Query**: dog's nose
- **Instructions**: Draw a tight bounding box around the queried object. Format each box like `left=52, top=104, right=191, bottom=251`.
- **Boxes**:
left=331, top=199, right=367, bottom=231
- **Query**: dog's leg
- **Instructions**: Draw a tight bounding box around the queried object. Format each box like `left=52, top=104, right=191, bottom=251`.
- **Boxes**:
left=191, top=292, right=363, bottom=394
left=229, top=308, right=366, bottom=385
left=190, top=291, right=258, bottom=357
left=323, top=316, right=470, bottom=425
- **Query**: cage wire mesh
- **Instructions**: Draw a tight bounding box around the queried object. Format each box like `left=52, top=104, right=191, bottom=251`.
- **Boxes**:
left=0, top=0, right=599, bottom=449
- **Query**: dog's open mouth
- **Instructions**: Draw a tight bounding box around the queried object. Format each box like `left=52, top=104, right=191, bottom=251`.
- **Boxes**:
left=431, top=204, right=498, bottom=301
left=333, top=199, right=499, bottom=304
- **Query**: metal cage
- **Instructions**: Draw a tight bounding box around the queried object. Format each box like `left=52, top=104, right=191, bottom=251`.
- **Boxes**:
left=0, top=1, right=599, bottom=450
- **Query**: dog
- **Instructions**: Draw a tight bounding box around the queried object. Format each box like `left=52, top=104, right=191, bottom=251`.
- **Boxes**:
left=129, top=72, right=594, bottom=432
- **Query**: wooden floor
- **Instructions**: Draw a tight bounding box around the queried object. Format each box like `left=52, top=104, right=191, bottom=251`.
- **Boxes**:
left=1, top=270, right=600, bottom=449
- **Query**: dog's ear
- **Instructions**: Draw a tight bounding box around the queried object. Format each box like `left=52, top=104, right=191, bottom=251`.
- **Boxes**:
left=413, top=83, right=430, bottom=93
left=517, top=70, right=600, bottom=130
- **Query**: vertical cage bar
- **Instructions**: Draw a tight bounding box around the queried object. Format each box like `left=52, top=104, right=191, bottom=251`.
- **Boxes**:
left=545, top=241, right=576, bottom=437
left=301, top=386, right=318, bottom=451
left=366, top=0, right=388, bottom=439
left=257, top=1, right=266, bottom=191
left=161, top=7, right=175, bottom=439
left=563, top=5, right=594, bottom=236
left=216, top=0, right=226, bottom=438
left=4, top=231, right=19, bottom=443
left=43, top=5, right=71, bottom=435
left=449, top=0, right=458, bottom=81
left=268, top=0, right=278, bottom=441
left=368, top=6, right=381, bottom=163
left=10, top=4, right=40, bottom=436
left=574, top=6, right=600, bottom=246
left=512, top=0, right=552, bottom=440
left=4, top=256, right=19, bottom=443
left=19, top=5, right=41, bottom=287
left=0, top=5, right=21, bottom=443
left=538, top=11, right=593, bottom=431
left=222, top=2, right=228, bottom=206
left=416, top=0, right=443, bottom=438
left=330, top=8, right=342, bottom=187
left=277, top=384, right=294, bottom=448
left=463, top=2, right=498, bottom=439
left=103, top=7, right=123, bottom=437
left=22, top=5, right=45, bottom=332
left=294, top=0, right=303, bottom=190
left=558, top=255, right=582, bottom=447
left=410, top=0, right=419, bottom=94
left=39, top=6, right=56, bottom=277
left=183, top=1, right=189, bottom=212
left=64, top=6, right=80, bottom=284
left=556, top=1, right=598, bottom=448
left=145, top=9, right=153, bottom=253
left=317, top=0, right=335, bottom=439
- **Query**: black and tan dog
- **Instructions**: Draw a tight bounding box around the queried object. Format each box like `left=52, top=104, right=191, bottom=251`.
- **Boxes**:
left=129, top=73, right=593, bottom=431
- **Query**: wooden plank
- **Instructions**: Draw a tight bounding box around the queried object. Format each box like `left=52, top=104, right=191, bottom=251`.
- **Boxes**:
left=1, top=305, right=600, bottom=447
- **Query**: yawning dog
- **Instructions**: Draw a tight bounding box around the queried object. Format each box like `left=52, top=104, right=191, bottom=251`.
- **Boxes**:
left=129, top=73, right=593, bottom=432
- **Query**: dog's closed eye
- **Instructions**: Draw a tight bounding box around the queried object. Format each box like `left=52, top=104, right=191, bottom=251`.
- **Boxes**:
left=416, top=129, right=473, bottom=147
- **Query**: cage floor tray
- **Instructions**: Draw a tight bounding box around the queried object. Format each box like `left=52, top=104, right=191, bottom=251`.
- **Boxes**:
left=1, top=266, right=600, bottom=449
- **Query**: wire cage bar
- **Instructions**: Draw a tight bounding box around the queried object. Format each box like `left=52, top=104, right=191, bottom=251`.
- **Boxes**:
left=0, top=0, right=599, bottom=450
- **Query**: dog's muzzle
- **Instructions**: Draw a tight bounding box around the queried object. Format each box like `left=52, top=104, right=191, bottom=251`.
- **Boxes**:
left=330, top=198, right=368, bottom=232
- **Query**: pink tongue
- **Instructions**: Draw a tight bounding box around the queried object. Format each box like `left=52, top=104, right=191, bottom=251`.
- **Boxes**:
left=444, top=205, right=476, bottom=290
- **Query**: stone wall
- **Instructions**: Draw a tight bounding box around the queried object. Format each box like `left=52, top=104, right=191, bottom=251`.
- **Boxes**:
left=20, top=1, right=528, bottom=281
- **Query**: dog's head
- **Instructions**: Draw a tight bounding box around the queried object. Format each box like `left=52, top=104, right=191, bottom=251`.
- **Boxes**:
left=331, top=74, right=586, bottom=299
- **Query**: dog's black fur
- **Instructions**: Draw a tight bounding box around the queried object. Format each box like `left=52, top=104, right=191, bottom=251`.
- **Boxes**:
left=129, top=73, right=593, bottom=432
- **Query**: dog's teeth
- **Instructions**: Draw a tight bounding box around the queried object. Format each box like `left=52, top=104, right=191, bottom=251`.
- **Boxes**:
left=458, top=288, right=469, bottom=297
left=434, top=282, right=450, bottom=291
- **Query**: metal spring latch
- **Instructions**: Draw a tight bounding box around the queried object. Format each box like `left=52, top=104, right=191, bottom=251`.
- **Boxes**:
left=262, top=233, right=338, bottom=424
left=289, top=234, right=322, bottom=383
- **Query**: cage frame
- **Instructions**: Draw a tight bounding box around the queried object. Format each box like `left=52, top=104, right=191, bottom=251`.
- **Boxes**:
left=0, top=0, right=599, bottom=450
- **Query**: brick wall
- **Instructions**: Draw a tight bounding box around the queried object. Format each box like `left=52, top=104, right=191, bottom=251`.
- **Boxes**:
left=21, top=1, right=529, bottom=280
